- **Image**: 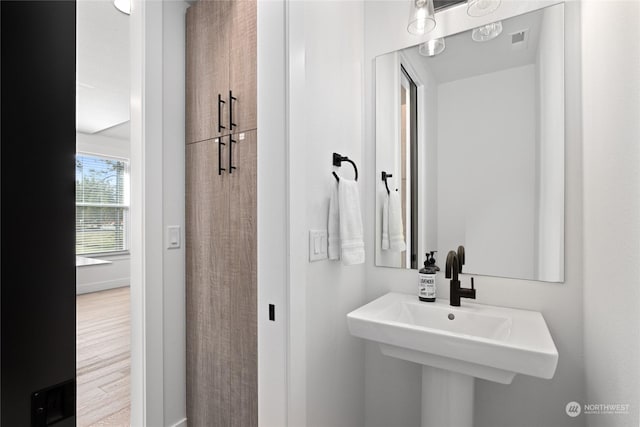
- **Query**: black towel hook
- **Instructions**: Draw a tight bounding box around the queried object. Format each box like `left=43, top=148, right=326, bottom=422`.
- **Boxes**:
left=381, top=171, right=393, bottom=195
left=332, top=152, right=358, bottom=182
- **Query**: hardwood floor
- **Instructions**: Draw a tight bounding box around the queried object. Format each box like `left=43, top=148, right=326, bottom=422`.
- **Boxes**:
left=77, top=287, right=131, bottom=427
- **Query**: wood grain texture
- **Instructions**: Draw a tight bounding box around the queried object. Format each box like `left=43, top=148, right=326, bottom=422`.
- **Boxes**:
left=186, top=0, right=257, bottom=424
left=186, top=138, right=232, bottom=426
left=229, top=0, right=257, bottom=133
left=76, top=287, right=131, bottom=427
left=229, top=130, right=258, bottom=427
left=186, top=1, right=231, bottom=144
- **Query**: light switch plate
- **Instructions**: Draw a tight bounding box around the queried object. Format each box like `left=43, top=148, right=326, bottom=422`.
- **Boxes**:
left=167, top=225, right=181, bottom=249
left=309, top=230, right=328, bottom=262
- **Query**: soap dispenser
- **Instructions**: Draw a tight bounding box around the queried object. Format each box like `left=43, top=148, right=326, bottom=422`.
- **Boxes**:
left=419, top=251, right=440, bottom=302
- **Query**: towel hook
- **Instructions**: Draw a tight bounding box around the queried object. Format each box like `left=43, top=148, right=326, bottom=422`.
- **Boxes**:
left=381, top=171, right=393, bottom=195
left=332, top=152, right=358, bottom=182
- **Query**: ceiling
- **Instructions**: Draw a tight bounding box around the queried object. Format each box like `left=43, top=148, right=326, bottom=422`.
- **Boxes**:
left=76, top=0, right=130, bottom=136
left=406, top=6, right=546, bottom=84
left=97, top=120, right=130, bottom=139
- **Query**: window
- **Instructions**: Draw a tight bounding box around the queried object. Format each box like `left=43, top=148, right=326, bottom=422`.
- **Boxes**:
left=75, top=153, right=130, bottom=255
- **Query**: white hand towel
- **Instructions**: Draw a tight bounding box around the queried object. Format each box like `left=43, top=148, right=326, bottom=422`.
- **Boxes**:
left=381, top=195, right=390, bottom=250
left=388, top=190, right=406, bottom=252
left=328, top=181, right=341, bottom=260
left=338, top=178, right=365, bottom=265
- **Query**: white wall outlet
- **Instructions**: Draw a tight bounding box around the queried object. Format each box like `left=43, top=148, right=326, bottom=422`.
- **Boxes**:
left=309, top=230, right=328, bottom=262
left=167, top=225, right=181, bottom=249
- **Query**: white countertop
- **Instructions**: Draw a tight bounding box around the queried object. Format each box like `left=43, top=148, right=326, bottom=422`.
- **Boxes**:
left=76, top=256, right=113, bottom=267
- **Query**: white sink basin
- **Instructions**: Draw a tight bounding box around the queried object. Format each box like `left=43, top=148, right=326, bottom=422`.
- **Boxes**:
left=347, top=292, right=558, bottom=384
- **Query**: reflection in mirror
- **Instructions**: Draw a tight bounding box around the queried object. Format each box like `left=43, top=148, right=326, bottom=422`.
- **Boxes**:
left=400, top=66, right=418, bottom=269
left=375, top=4, right=565, bottom=282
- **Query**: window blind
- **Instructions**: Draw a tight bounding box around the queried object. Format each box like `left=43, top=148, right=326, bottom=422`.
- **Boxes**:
left=75, top=154, right=129, bottom=255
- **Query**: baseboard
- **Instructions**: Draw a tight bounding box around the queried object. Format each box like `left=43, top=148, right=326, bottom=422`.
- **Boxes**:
left=169, top=418, right=187, bottom=427
left=76, top=279, right=130, bottom=295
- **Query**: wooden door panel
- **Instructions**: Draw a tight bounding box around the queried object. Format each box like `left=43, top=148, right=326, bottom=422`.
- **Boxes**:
left=228, top=130, right=258, bottom=427
left=186, top=0, right=257, bottom=422
left=229, top=0, right=257, bottom=133
left=186, top=1, right=231, bottom=144
left=186, top=139, right=232, bottom=426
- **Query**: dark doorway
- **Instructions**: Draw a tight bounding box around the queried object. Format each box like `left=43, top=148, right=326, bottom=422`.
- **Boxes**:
left=1, top=2, right=77, bottom=426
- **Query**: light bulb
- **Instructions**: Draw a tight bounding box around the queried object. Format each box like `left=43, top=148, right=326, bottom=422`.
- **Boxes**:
left=419, top=38, right=446, bottom=56
left=467, top=0, right=501, bottom=17
left=114, top=0, right=131, bottom=15
left=407, top=0, right=436, bottom=35
left=471, top=21, right=503, bottom=42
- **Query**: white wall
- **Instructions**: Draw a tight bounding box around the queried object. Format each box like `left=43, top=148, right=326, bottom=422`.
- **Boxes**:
left=364, top=2, right=585, bottom=427
left=257, top=1, right=288, bottom=426
left=536, top=4, right=565, bottom=282
left=130, top=1, right=187, bottom=425
left=76, top=131, right=132, bottom=294
left=582, top=1, right=640, bottom=426
left=76, top=254, right=130, bottom=294
left=437, top=65, right=537, bottom=279
left=161, top=1, right=188, bottom=425
left=77, top=131, right=130, bottom=159
left=287, top=1, right=366, bottom=426
left=375, top=52, right=403, bottom=267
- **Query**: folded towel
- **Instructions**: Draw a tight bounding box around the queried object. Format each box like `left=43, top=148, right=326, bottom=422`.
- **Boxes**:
left=328, top=181, right=341, bottom=260
left=381, top=195, right=390, bottom=250
left=388, top=190, right=406, bottom=252
left=337, top=178, right=365, bottom=265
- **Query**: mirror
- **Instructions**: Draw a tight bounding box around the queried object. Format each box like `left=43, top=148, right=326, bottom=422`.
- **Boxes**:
left=375, top=4, right=565, bottom=282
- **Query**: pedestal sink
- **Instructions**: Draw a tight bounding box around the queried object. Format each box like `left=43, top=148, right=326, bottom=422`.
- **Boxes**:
left=347, top=292, right=558, bottom=427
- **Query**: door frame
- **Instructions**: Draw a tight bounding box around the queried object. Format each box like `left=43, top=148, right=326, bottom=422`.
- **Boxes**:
left=257, top=0, right=291, bottom=426
left=130, top=2, right=293, bottom=426
left=129, top=0, right=165, bottom=425
left=129, top=1, right=188, bottom=426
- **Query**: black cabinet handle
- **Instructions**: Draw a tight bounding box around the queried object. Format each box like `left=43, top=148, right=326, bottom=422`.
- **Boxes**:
left=217, top=138, right=226, bottom=175
left=229, top=90, right=237, bottom=131
left=217, top=94, right=226, bottom=133
left=229, top=135, right=237, bottom=174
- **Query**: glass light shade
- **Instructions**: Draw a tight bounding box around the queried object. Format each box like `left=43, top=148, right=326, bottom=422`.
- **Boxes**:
left=466, top=0, right=501, bottom=17
left=407, top=0, right=436, bottom=35
left=419, top=38, right=446, bottom=56
left=471, top=21, right=503, bottom=42
left=114, top=0, right=131, bottom=15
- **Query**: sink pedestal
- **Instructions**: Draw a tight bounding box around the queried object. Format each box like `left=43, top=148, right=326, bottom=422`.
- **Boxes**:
left=421, top=366, right=474, bottom=427
left=348, top=293, right=559, bottom=427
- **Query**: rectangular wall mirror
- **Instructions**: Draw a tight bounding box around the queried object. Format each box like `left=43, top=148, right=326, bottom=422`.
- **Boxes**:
left=375, top=4, right=565, bottom=282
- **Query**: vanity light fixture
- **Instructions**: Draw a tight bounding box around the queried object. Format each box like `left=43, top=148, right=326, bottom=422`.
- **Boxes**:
left=407, top=0, right=436, bottom=35
left=114, top=0, right=131, bottom=15
left=466, top=0, right=501, bottom=17
left=471, top=21, right=503, bottom=42
left=419, top=38, right=446, bottom=56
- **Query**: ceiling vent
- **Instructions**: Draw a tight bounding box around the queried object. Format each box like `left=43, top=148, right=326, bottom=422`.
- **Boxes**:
left=510, top=29, right=529, bottom=51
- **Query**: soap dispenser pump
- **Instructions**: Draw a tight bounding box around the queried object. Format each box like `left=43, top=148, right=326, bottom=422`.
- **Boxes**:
left=419, top=251, right=440, bottom=302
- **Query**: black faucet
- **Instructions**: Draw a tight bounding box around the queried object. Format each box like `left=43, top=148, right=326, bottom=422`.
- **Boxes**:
left=457, top=245, right=465, bottom=268
left=445, top=249, right=476, bottom=307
